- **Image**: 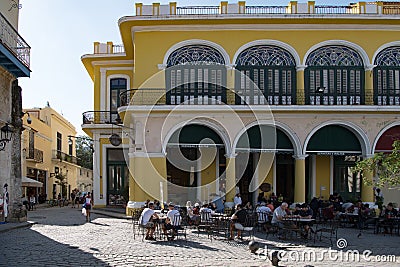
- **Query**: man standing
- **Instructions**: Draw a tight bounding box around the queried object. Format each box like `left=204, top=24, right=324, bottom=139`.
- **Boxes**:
left=234, top=193, right=242, bottom=207
left=139, top=202, right=159, bottom=241
left=3, top=184, right=9, bottom=222
left=70, top=190, right=76, bottom=208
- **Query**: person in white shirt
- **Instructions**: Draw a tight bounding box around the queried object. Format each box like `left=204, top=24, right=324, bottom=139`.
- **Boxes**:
left=234, top=193, right=242, bottom=206
left=163, top=203, right=181, bottom=240
left=256, top=202, right=272, bottom=223
left=271, top=202, right=288, bottom=224
left=200, top=203, right=214, bottom=222
left=139, top=202, right=159, bottom=240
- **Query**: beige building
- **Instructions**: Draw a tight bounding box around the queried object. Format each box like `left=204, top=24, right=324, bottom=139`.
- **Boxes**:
left=21, top=107, right=91, bottom=201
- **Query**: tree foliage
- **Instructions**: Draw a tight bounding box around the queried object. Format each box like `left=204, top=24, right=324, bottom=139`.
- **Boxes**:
left=352, top=140, right=400, bottom=188
left=76, top=135, right=93, bottom=170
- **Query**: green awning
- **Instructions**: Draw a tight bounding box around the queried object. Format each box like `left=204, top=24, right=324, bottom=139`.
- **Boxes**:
left=306, top=125, right=361, bottom=154
left=168, top=124, right=223, bottom=145
left=237, top=125, right=293, bottom=152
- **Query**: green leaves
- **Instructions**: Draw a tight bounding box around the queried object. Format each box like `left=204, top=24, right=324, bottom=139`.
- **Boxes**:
left=353, top=140, right=400, bottom=188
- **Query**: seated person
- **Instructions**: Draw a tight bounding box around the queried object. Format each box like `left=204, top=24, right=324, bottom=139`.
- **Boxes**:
left=342, top=201, right=354, bottom=213
left=186, top=201, right=200, bottom=225
left=256, top=202, right=272, bottom=231
left=292, top=203, right=302, bottom=216
left=139, top=202, right=159, bottom=241
left=380, top=202, right=398, bottom=234
left=256, top=202, right=272, bottom=215
left=229, top=204, right=247, bottom=240
left=162, top=203, right=181, bottom=240
left=271, top=202, right=291, bottom=238
left=332, top=198, right=343, bottom=213
left=266, top=200, right=275, bottom=212
left=298, top=204, right=313, bottom=238
left=200, top=203, right=214, bottom=222
left=321, top=204, right=339, bottom=220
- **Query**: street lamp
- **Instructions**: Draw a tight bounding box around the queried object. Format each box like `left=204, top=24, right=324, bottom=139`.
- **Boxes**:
left=0, top=123, right=13, bottom=151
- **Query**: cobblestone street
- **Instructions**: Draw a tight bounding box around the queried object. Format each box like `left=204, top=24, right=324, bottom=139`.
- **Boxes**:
left=0, top=207, right=399, bottom=267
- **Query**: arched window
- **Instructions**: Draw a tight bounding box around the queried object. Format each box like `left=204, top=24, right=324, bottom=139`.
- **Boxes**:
left=373, top=46, right=400, bottom=105
left=166, top=45, right=226, bottom=105
left=305, top=45, right=364, bottom=105
left=110, top=78, right=127, bottom=122
left=235, top=45, right=296, bottom=105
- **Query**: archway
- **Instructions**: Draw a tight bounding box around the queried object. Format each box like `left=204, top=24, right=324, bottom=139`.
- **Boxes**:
left=306, top=125, right=363, bottom=202
left=235, top=125, right=295, bottom=204
left=166, top=124, right=227, bottom=205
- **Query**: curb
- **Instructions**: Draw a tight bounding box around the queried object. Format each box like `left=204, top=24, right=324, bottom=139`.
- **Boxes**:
left=0, top=221, right=38, bottom=233
left=91, top=210, right=131, bottom=220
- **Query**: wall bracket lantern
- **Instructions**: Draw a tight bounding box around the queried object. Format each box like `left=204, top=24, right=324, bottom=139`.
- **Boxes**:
left=0, top=123, right=13, bottom=151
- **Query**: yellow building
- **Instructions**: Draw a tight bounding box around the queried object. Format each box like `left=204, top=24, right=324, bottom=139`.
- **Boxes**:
left=21, top=107, right=87, bottom=202
left=82, top=1, right=400, bottom=213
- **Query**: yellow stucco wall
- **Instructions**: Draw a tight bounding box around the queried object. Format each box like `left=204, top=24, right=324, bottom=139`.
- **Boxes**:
left=315, top=156, right=331, bottom=200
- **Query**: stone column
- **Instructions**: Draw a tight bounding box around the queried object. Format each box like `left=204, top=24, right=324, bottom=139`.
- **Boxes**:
left=293, top=155, right=306, bottom=203
left=361, top=172, right=374, bottom=202
left=296, top=66, right=306, bottom=105
left=9, top=80, right=26, bottom=222
left=225, top=153, right=236, bottom=207
left=365, top=66, right=374, bottom=105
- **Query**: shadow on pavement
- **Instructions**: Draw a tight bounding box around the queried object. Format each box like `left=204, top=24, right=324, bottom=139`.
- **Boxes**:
left=152, top=239, right=220, bottom=251
left=0, top=226, right=108, bottom=267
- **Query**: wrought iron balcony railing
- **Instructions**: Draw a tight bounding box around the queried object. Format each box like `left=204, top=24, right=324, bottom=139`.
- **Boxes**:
left=82, top=111, right=119, bottom=125
left=176, top=6, right=220, bottom=15
left=26, top=148, right=44, bottom=163
left=119, top=88, right=296, bottom=106
left=314, top=5, right=359, bottom=14
left=245, top=6, right=288, bottom=14
left=0, top=12, right=30, bottom=68
left=52, top=150, right=78, bottom=165
left=136, top=2, right=400, bottom=16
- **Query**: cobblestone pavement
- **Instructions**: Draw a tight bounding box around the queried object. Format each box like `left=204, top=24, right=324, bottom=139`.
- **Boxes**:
left=0, top=207, right=399, bottom=267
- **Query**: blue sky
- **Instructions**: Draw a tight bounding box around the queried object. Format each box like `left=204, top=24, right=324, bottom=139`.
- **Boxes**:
left=18, top=0, right=353, bottom=135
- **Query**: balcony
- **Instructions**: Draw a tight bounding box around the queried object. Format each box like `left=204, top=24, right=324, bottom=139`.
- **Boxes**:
left=93, top=41, right=125, bottom=55
left=134, top=1, right=400, bottom=17
left=52, top=150, right=78, bottom=165
left=0, top=12, right=30, bottom=77
left=119, top=88, right=296, bottom=106
left=26, top=148, right=44, bottom=163
left=82, top=111, right=118, bottom=125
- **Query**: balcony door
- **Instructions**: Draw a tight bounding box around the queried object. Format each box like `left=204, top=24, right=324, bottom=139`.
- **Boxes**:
left=165, top=44, right=227, bottom=105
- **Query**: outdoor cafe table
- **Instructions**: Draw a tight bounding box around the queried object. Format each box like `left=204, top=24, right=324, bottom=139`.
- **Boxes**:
left=282, top=217, right=315, bottom=240
left=211, top=213, right=231, bottom=239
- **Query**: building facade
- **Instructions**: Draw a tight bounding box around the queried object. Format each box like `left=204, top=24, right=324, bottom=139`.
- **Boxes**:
left=21, top=107, right=91, bottom=202
left=0, top=0, right=31, bottom=222
left=82, top=1, right=400, bottom=213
